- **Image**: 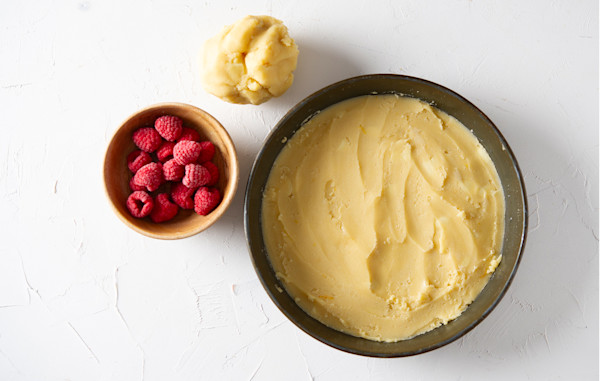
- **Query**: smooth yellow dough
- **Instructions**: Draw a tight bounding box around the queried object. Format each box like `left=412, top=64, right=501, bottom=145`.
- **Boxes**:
left=201, top=15, right=299, bottom=105
left=262, top=95, right=505, bottom=342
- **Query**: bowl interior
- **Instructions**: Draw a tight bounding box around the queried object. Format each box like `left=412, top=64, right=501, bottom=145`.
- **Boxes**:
left=104, top=103, right=238, bottom=239
left=244, top=74, right=527, bottom=356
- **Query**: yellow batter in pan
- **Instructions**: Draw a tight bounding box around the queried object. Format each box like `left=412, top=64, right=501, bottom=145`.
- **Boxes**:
left=262, top=94, right=504, bottom=342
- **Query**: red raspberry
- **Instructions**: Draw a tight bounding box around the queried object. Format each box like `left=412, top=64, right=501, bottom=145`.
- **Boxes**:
left=155, top=115, right=183, bottom=141
left=126, top=191, right=154, bottom=218
left=133, top=127, right=162, bottom=153
left=178, top=127, right=201, bottom=142
left=127, top=150, right=152, bottom=173
left=202, top=161, right=219, bottom=186
left=173, top=141, right=203, bottom=165
left=194, top=187, right=221, bottom=215
left=183, top=164, right=211, bottom=188
left=156, top=141, right=176, bottom=162
left=197, top=141, right=215, bottom=163
left=163, top=158, right=184, bottom=181
left=133, top=162, right=164, bottom=192
left=129, top=176, right=146, bottom=191
left=150, top=193, right=179, bottom=223
left=171, top=182, right=196, bottom=209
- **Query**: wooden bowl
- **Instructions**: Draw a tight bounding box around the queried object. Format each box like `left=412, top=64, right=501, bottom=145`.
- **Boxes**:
left=104, top=103, right=239, bottom=239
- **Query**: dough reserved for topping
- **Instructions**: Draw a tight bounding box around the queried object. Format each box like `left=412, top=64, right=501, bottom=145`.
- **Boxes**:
left=201, top=15, right=299, bottom=105
left=262, top=95, right=505, bottom=342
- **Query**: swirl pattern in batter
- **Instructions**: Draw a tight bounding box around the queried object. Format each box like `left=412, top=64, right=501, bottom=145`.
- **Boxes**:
left=262, top=94, right=504, bottom=342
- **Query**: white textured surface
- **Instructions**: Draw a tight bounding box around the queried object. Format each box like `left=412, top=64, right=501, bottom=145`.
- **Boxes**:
left=0, top=0, right=597, bottom=380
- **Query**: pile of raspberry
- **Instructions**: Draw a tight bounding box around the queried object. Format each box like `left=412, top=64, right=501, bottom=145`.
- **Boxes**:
left=126, top=115, right=222, bottom=222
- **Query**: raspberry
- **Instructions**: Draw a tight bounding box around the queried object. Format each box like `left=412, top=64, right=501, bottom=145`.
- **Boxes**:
left=194, top=187, right=221, bottom=216
left=202, top=161, right=219, bottom=186
left=155, top=115, right=183, bottom=141
left=178, top=127, right=201, bottom=142
left=150, top=193, right=179, bottom=223
left=163, top=158, right=184, bottom=181
left=133, top=127, right=162, bottom=153
left=173, top=141, right=203, bottom=165
left=156, top=141, right=176, bottom=162
left=197, top=141, right=215, bottom=163
left=183, top=164, right=211, bottom=188
left=129, top=176, right=146, bottom=191
left=127, top=150, right=152, bottom=173
left=127, top=191, right=154, bottom=218
left=133, top=162, right=164, bottom=192
left=171, top=182, right=196, bottom=209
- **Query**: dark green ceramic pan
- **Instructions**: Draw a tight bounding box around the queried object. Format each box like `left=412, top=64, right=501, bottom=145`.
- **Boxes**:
left=244, top=74, right=527, bottom=357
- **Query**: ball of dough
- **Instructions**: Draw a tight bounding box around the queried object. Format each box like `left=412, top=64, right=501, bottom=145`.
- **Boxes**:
left=201, top=15, right=299, bottom=105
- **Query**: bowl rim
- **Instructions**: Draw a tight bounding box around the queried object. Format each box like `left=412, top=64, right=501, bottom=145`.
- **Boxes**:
left=244, top=74, right=528, bottom=357
left=103, top=102, right=239, bottom=240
